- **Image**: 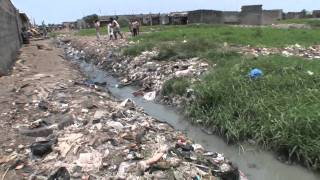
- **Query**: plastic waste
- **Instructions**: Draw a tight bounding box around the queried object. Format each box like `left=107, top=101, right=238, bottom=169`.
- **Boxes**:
left=249, top=68, right=263, bottom=79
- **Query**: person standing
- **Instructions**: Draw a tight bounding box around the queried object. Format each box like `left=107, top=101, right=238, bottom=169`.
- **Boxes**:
left=132, top=20, right=140, bottom=37
left=107, top=22, right=114, bottom=41
left=110, top=17, right=123, bottom=40
left=94, top=20, right=101, bottom=41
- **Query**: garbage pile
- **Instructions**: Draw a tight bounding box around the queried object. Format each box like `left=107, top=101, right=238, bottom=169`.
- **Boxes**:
left=60, top=36, right=209, bottom=106
left=2, top=74, right=246, bottom=179
left=242, top=44, right=320, bottom=59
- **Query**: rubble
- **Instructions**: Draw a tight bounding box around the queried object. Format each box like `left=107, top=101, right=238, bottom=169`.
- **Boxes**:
left=0, top=36, right=247, bottom=179
left=6, top=74, right=244, bottom=179
left=60, top=35, right=209, bottom=107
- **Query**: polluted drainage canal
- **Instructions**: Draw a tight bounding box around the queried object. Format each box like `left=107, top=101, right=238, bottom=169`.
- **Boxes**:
left=70, top=57, right=320, bottom=180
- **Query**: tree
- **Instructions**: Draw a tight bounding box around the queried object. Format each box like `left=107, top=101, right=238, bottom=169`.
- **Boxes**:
left=83, top=14, right=99, bottom=27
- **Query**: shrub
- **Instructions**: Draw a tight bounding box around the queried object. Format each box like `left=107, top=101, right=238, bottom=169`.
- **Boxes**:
left=162, top=77, right=190, bottom=96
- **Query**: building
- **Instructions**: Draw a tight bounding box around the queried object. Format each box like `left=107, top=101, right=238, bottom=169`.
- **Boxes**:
left=285, top=12, right=306, bottom=19
left=142, top=14, right=160, bottom=26
left=160, top=14, right=170, bottom=25
left=0, top=0, right=23, bottom=75
left=169, top=12, right=188, bottom=25
left=240, top=5, right=263, bottom=25
left=19, top=13, right=30, bottom=30
left=188, top=10, right=224, bottom=24
left=223, top=11, right=240, bottom=24
left=76, top=19, right=87, bottom=29
left=312, top=10, right=320, bottom=18
left=62, top=22, right=76, bottom=29
left=262, top=10, right=283, bottom=25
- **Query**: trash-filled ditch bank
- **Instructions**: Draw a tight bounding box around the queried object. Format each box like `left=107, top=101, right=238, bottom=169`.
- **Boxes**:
left=63, top=42, right=320, bottom=180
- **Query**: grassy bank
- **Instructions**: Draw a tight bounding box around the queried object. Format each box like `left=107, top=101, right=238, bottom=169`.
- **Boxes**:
left=279, top=18, right=320, bottom=28
left=123, top=25, right=320, bottom=170
left=187, top=56, right=320, bottom=169
left=124, top=25, right=320, bottom=56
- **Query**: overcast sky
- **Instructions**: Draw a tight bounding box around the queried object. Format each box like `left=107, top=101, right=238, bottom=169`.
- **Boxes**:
left=11, top=0, right=320, bottom=24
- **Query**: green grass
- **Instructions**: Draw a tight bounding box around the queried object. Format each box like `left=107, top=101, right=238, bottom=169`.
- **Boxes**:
left=279, top=18, right=320, bottom=28
left=162, top=77, right=190, bottom=96
left=122, top=25, right=320, bottom=169
left=76, top=28, right=108, bottom=36
left=123, top=25, right=320, bottom=57
left=186, top=55, right=320, bottom=169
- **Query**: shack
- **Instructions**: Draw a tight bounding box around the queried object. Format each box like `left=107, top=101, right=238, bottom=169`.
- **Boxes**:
left=76, top=19, right=87, bottom=29
left=142, top=14, right=160, bottom=26
left=99, top=16, right=110, bottom=27
left=169, top=12, right=188, bottom=25
left=240, top=5, right=263, bottom=25
left=285, top=12, right=306, bottom=19
left=223, top=11, right=240, bottom=24
left=188, top=10, right=223, bottom=24
left=62, top=22, right=76, bottom=29
left=160, top=14, right=170, bottom=25
left=262, top=9, right=283, bottom=25
left=312, top=10, right=320, bottom=18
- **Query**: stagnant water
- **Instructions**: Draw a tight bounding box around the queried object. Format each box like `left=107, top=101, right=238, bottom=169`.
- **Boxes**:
left=73, top=59, right=319, bottom=180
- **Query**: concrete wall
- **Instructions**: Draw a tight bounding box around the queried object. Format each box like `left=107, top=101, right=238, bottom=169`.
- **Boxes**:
left=223, top=11, right=240, bottom=24
left=0, top=0, right=21, bottom=76
left=160, top=15, right=170, bottom=25
left=240, top=5, right=263, bottom=25
left=188, top=10, right=224, bottom=24
left=286, top=12, right=306, bottom=19
left=262, top=10, right=283, bottom=25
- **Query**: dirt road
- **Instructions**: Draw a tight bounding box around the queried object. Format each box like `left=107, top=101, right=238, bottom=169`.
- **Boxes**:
left=0, top=40, right=81, bottom=179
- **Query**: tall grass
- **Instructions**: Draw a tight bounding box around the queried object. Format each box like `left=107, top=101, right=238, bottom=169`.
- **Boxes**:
left=186, top=56, right=320, bottom=169
left=122, top=25, right=320, bottom=169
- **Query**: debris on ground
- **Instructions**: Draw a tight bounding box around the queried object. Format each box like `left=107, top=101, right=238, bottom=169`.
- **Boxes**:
left=0, top=39, right=247, bottom=179
left=60, top=35, right=209, bottom=107
left=242, top=44, right=320, bottom=59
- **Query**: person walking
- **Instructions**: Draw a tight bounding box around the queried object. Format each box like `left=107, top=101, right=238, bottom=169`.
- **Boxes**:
left=110, top=17, right=123, bottom=40
left=94, top=20, right=101, bottom=41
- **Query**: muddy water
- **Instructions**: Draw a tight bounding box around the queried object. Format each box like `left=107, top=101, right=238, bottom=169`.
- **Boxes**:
left=76, top=60, right=320, bottom=180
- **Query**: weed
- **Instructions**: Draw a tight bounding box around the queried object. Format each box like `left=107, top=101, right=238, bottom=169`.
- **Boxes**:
left=162, top=77, right=190, bottom=96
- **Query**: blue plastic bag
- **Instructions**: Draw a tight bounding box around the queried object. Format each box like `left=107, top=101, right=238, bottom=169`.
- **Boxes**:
left=249, top=68, right=263, bottom=79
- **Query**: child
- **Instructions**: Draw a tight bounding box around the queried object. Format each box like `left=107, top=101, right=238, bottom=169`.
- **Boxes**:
left=107, top=22, right=114, bottom=40
left=94, top=20, right=101, bottom=41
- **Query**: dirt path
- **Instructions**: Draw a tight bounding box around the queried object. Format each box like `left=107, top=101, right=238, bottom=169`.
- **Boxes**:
left=0, top=40, right=81, bottom=179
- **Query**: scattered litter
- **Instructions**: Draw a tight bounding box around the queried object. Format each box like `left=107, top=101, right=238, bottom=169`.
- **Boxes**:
left=249, top=68, right=263, bottom=79
left=30, top=139, right=55, bottom=157
left=143, top=91, right=156, bottom=101
left=48, top=167, right=70, bottom=180
left=76, top=150, right=103, bottom=172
